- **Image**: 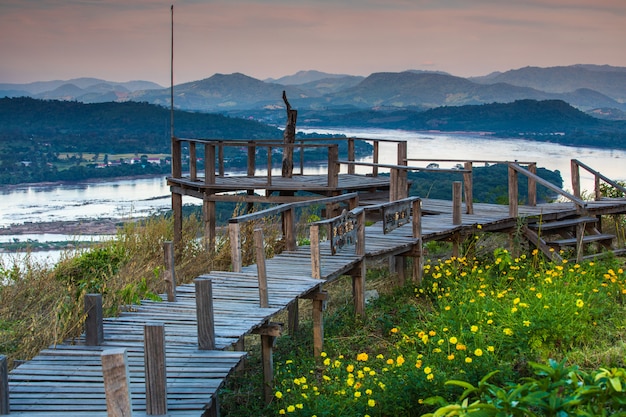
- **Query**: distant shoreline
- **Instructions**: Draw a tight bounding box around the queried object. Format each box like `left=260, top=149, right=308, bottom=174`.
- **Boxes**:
left=0, top=173, right=168, bottom=190
left=0, top=218, right=129, bottom=236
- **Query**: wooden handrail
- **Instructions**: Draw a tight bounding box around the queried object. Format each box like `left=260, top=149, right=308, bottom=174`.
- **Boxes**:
left=571, top=159, right=626, bottom=200
left=508, top=163, right=586, bottom=216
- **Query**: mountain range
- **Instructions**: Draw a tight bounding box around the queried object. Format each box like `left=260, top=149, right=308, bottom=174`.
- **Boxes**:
left=2, top=65, right=626, bottom=123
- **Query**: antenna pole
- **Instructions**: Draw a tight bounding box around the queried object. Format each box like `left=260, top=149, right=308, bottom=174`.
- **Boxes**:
left=170, top=5, right=174, bottom=139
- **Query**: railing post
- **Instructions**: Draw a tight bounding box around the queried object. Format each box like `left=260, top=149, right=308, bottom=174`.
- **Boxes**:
left=528, top=163, right=537, bottom=206
left=163, top=242, right=177, bottom=302
left=282, top=207, right=296, bottom=251
left=171, top=137, right=182, bottom=178
left=310, top=225, right=321, bottom=279
left=327, top=145, right=339, bottom=188
left=267, top=145, right=273, bottom=186
left=1, top=355, right=8, bottom=415
left=203, top=198, right=216, bottom=254
left=254, top=229, right=269, bottom=308
left=452, top=181, right=462, bottom=225
left=508, top=164, right=519, bottom=217
left=101, top=349, right=133, bottom=417
left=372, top=140, right=379, bottom=177
left=189, top=141, right=197, bottom=181
left=396, top=141, right=408, bottom=200
left=229, top=222, right=242, bottom=273
left=205, top=143, right=215, bottom=185
left=595, top=176, right=602, bottom=201
left=195, top=278, right=216, bottom=350
left=571, top=159, right=581, bottom=199
left=172, top=192, right=183, bottom=247
left=85, top=293, right=104, bottom=346
left=247, top=141, right=256, bottom=176
left=144, top=324, right=168, bottom=415
left=463, top=162, right=474, bottom=214
left=356, top=209, right=365, bottom=256
left=347, top=138, right=355, bottom=175
left=218, top=141, right=225, bottom=177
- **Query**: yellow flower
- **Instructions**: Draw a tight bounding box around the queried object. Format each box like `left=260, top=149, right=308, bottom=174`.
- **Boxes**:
left=449, top=336, right=458, bottom=344
left=447, top=354, right=455, bottom=360
left=536, top=293, right=542, bottom=299
left=354, top=391, right=362, bottom=398
left=474, top=348, right=483, bottom=357
left=346, top=364, right=354, bottom=373
left=287, top=405, right=295, bottom=412
left=487, top=345, right=495, bottom=352
left=427, top=373, right=435, bottom=380
left=279, top=409, right=286, bottom=415
left=356, top=352, right=369, bottom=361
left=275, top=391, right=283, bottom=399
left=323, top=358, right=330, bottom=366
left=366, top=389, right=372, bottom=395
left=415, top=360, right=423, bottom=369
left=470, top=325, right=478, bottom=333
left=523, top=320, right=531, bottom=327
left=396, top=355, right=405, bottom=366
left=503, top=328, right=514, bottom=336
left=465, top=357, right=473, bottom=363
left=368, top=399, right=376, bottom=407
left=296, top=403, right=303, bottom=409
left=429, top=330, right=437, bottom=336
left=320, top=351, right=327, bottom=357
left=576, top=299, right=584, bottom=308
left=424, top=366, right=432, bottom=374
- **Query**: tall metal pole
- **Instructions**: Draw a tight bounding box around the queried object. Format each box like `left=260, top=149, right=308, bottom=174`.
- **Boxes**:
left=170, top=5, right=174, bottom=139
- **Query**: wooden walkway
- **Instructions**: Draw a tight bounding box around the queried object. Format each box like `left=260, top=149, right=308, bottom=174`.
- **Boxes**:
left=4, top=195, right=626, bottom=415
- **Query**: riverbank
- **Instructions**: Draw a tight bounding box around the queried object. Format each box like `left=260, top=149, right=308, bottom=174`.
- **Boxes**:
left=0, top=218, right=126, bottom=236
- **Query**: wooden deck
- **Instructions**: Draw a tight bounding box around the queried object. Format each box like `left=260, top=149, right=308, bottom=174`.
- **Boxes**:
left=5, top=146, right=626, bottom=415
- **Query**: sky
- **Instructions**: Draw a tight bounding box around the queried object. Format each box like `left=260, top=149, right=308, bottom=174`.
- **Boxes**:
left=1, top=0, right=625, bottom=87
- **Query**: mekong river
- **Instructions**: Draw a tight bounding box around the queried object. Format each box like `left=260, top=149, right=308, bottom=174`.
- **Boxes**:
left=1, top=129, right=624, bottom=264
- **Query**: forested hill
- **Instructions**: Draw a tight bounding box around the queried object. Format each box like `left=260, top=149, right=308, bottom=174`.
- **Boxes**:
left=0, top=97, right=284, bottom=154
left=302, top=99, right=626, bottom=149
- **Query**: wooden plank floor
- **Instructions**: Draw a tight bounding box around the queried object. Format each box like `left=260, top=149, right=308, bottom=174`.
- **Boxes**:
left=7, top=197, right=626, bottom=415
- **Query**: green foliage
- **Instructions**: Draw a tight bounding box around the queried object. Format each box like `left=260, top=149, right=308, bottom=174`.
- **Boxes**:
left=424, top=359, right=626, bottom=417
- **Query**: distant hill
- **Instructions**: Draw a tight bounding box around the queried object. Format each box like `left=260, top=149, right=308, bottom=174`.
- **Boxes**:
left=470, top=65, right=626, bottom=103
left=3, top=65, right=626, bottom=117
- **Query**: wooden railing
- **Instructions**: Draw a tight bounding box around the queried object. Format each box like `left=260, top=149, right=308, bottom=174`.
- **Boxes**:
left=170, top=136, right=408, bottom=187
left=228, top=193, right=360, bottom=272
left=571, top=159, right=626, bottom=200
left=508, top=162, right=587, bottom=216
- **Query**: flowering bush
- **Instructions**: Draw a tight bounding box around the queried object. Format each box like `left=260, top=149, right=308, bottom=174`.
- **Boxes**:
left=268, top=250, right=626, bottom=416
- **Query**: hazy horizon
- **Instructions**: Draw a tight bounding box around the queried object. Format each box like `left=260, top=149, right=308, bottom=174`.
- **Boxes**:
left=2, top=1, right=625, bottom=86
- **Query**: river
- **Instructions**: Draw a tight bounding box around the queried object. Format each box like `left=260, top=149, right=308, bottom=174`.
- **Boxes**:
left=1, top=129, right=624, bottom=265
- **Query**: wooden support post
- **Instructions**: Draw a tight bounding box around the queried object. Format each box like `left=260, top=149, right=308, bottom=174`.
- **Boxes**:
left=0, top=355, right=8, bottom=415
left=310, top=224, right=321, bottom=279
left=203, top=198, right=216, bottom=254
left=163, top=242, right=177, bottom=302
left=595, top=176, right=602, bottom=201
left=282, top=91, right=297, bottom=178
left=254, top=228, right=269, bottom=308
left=412, top=199, right=424, bottom=284
left=247, top=141, right=256, bottom=177
left=101, top=349, right=133, bottom=417
left=463, top=162, right=474, bottom=214
left=508, top=165, right=519, bottom=217
left=352, top=262, right=366, bottom=318
left=395, top=256, right=406, bottom=286
left=229, top=223, right=242, bottom=273
left=172, top=192, right=183, bottom=248
left=189, top=141, right=197, bottom=181
left=356, top=209, right=365, bottom=256
left=288, top=301, right=299, bottom=334
left=144, top=324, right=167, bottom=415
left=195, top=278, right=216, bottom=350
left=347, top=138, right=355, bottom=175
left=253, top=323, right=282, bottom=405
left=282, top=207, right=296, bottom=251
left=528, top=163, right=537, bottom=206
left=452, top=233, right=461, bottom=258
left=311, top=292, right=327, bottom=357
left=452, top=181, right=462, bottom=225
left=576, top=222, right=585, bottom=263
left=85, top=293, right=104, bottom=346
left=206, top=395, right=220, bottom=417
left=571, top=159, right=581, bottom=199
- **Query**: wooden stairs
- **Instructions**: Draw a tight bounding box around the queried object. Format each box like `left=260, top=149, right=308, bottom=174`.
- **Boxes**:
left=523, top=215, right=616, bottom=262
